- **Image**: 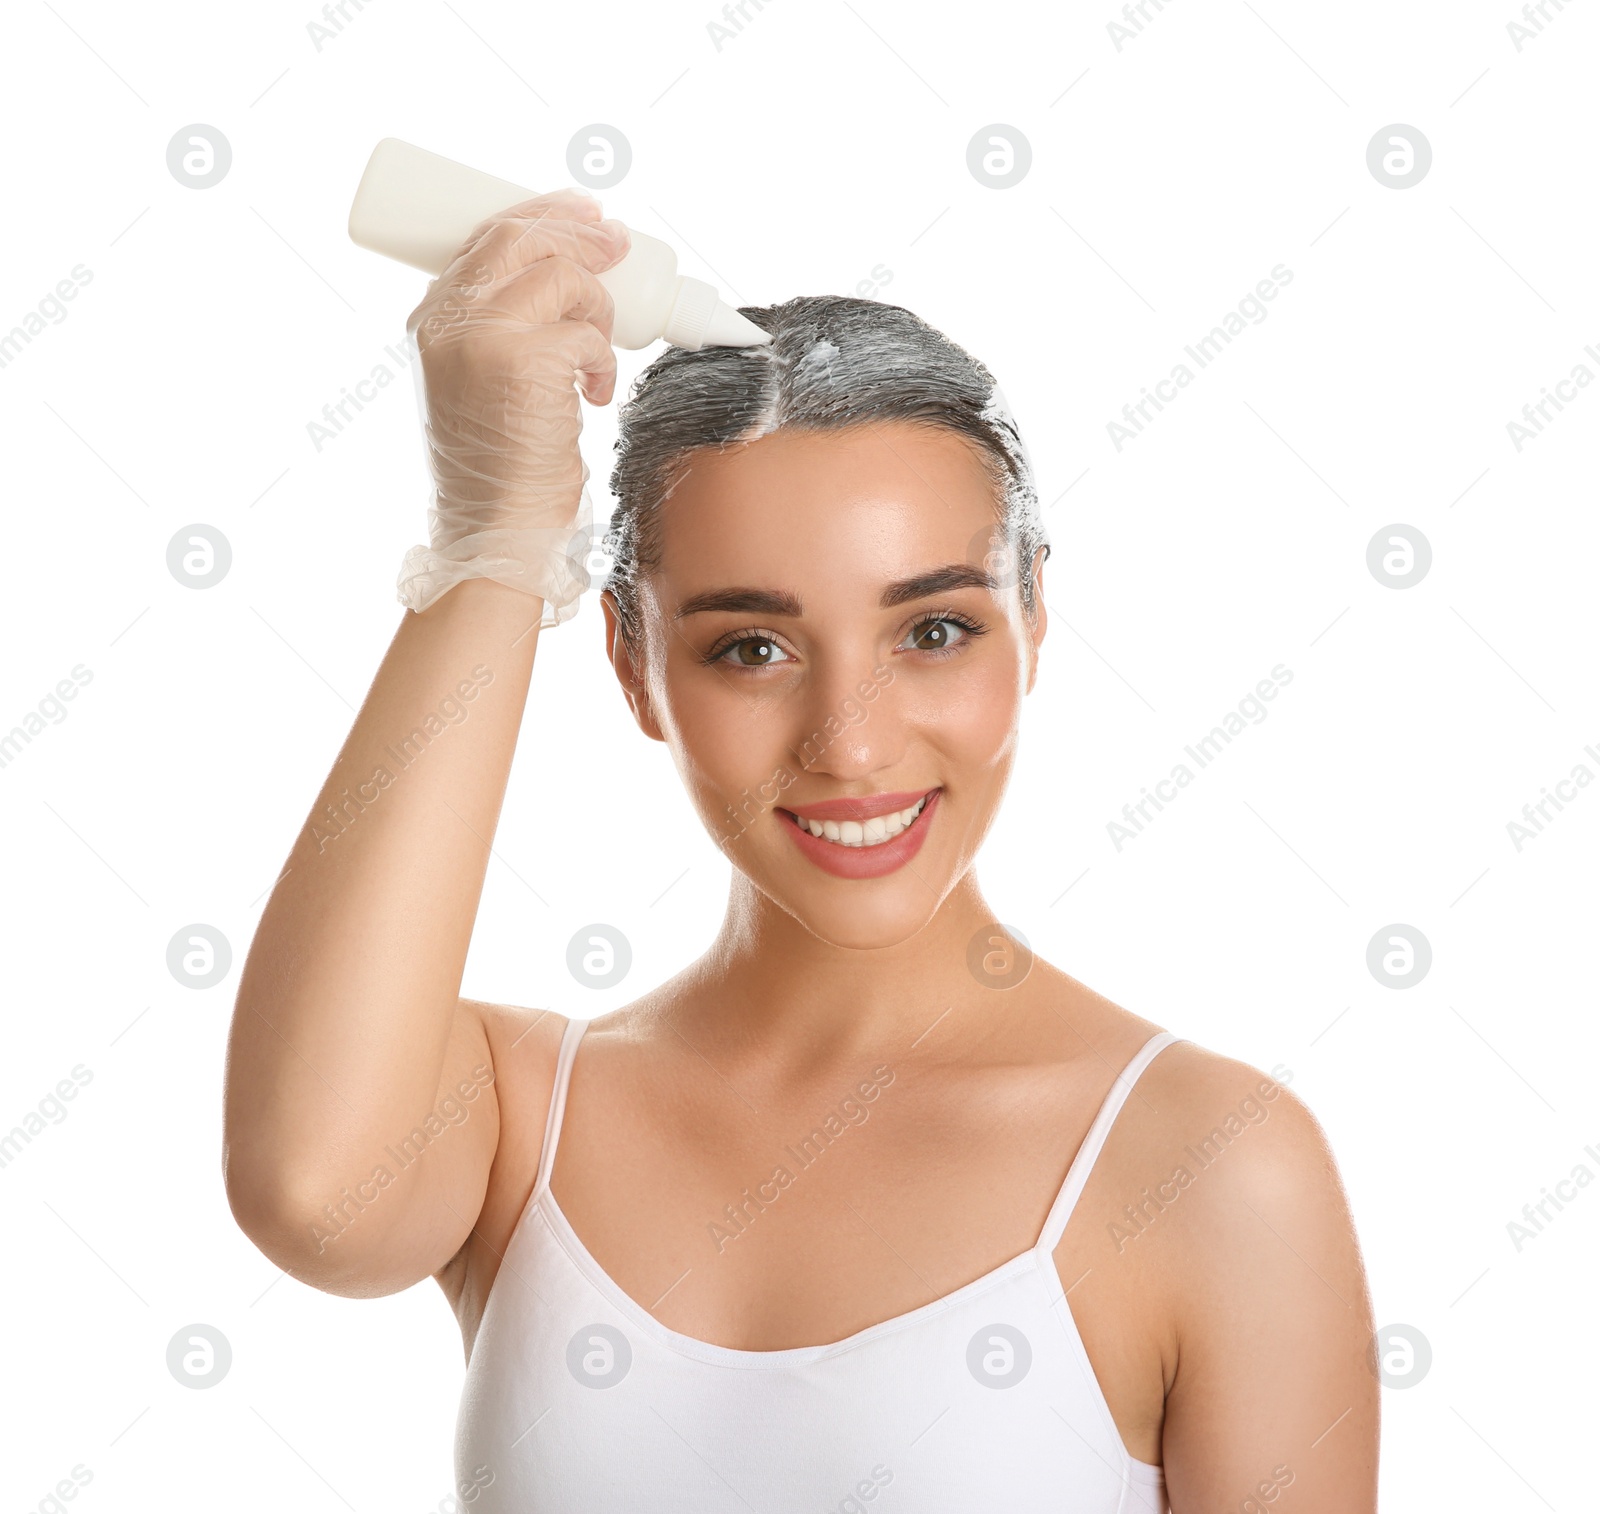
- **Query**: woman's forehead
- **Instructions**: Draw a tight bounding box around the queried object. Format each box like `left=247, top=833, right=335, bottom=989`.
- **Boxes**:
left=652, top=422, right=1000, bottom=579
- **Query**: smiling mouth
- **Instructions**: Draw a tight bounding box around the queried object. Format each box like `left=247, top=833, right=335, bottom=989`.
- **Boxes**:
left=783, top=793, right=932, bottom=849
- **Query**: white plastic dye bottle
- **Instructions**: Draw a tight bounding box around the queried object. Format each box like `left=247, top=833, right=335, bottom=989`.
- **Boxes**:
left=348, top=138, right=771, bottom=351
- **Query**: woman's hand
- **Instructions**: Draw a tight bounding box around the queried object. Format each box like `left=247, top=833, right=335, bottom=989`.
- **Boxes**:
left=400, top=189, right=632, bottom=611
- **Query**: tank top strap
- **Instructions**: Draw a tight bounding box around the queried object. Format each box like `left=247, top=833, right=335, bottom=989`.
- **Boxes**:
left=532, top=1016, right=589, bottom=1198
left=1034, top=1031, right=1182, bottom=1256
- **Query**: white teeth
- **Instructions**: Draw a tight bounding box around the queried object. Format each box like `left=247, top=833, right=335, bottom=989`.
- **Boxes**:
left=794, top=795, right=930, bottom=848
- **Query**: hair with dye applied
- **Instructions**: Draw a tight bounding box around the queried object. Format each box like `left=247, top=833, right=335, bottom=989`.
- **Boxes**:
left=602, top=295, right=1046, bottom=645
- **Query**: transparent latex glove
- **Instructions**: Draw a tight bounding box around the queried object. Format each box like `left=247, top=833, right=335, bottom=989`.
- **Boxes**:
left=396, top=188, right=630, bottom=622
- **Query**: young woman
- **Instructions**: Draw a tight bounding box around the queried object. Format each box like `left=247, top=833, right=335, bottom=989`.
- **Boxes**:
left=224, top=191, right=1379, bottom=1511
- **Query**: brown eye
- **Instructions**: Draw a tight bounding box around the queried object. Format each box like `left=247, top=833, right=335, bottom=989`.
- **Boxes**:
left=904, top=618, right=969, bottom=652
left=719, top=636, right=791, bottom=667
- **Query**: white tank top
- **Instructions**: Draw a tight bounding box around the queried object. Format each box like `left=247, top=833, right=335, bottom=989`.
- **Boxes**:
left=455, top=1018, right=1179, bottom=1512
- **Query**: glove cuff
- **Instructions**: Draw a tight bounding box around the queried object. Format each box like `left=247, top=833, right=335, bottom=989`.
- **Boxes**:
left=396, top=488, right=601, bottom=627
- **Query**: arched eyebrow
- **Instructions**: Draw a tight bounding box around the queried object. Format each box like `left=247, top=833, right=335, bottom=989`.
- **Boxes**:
left=879, top=562, right=996, bottom=608
left=673, top=563, right=996, bottom=621
left=673, top=587, right=802, bottom=620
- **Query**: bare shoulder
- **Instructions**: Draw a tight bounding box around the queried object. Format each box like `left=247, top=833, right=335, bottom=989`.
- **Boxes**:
left=1027, top=965, right=1325, bottom=1187
left=1109, top=1035, right=1373, bottom=1370
left=1137, top=1035, right=1311, bottom=1132
left=1034, top=970, right=1343, bottom=1255
left=1130, top=1037, right=1346, bottom=1214
left=1110, top=1038, right=1378, bottom=1501
left=1062, top=1019, right=1361, bottom=1309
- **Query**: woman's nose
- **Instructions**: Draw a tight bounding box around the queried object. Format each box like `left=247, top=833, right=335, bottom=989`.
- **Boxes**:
left=787, top=658, right=903, bottom=783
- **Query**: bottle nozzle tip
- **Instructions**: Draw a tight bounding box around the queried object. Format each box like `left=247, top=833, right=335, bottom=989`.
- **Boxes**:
left=704, top=305, right=774, bottom=348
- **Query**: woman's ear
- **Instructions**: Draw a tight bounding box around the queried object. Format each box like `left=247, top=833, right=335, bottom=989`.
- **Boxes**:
left=601, top=592, right=666, bottom=743
left=1024, top=547, right=1048, bottom=694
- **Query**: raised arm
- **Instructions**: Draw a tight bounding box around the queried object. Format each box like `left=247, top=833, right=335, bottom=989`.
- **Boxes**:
left=221, top=192, right=630, bottom=1297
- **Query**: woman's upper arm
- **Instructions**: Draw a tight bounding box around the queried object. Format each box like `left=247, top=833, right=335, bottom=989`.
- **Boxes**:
left=1158, top=1075, right=1379, bottom=1512
left=268, top=996, right=506, bottom=1298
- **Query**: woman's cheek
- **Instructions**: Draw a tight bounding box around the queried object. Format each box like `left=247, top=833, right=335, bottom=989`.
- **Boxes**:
left=900, top=657, right=1021, bottom=761
left=662, top=670, right=785, bottom=809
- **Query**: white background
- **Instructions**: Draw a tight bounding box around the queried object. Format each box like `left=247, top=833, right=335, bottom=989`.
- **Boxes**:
left=2, top=1, right=1596, bottom=1509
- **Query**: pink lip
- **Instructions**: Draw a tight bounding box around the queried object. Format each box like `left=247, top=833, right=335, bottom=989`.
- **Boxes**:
left=781, top=789, right=941, bottom=880
left=783, top=788, right=936, bottom=823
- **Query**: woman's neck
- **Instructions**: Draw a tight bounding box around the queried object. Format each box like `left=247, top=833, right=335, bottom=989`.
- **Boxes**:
left=659, top=870, right=1020, bottom=1071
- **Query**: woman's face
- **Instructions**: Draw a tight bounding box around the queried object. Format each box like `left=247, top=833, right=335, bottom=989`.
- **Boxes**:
left=604, top=420, right=1046, bottom=950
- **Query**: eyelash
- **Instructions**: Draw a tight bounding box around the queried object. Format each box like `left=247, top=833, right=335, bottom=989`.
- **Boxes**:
left=904, top=608, right=987, bottom=658
left=702, top=610, right=989, bottom=668
left=701, top=627, right=789, bottom=667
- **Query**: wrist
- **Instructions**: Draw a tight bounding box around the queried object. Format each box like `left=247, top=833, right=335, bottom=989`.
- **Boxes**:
left=399, top=495, right=596, bottom=625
